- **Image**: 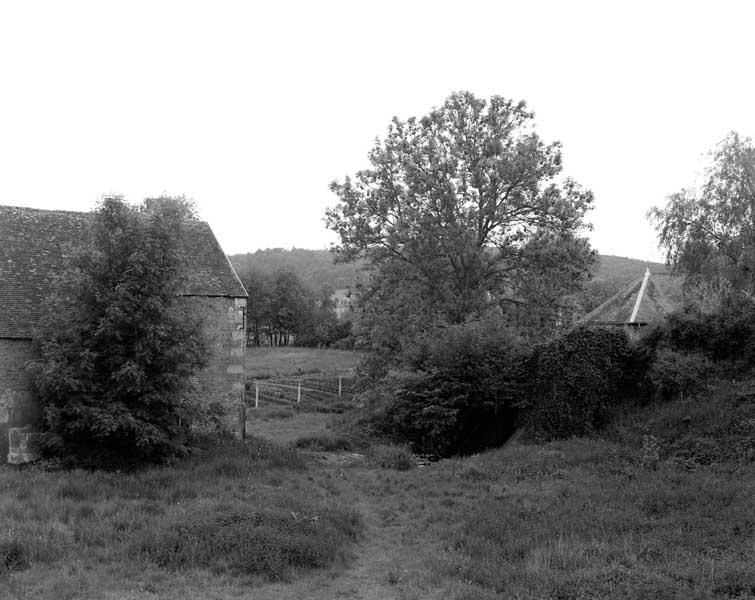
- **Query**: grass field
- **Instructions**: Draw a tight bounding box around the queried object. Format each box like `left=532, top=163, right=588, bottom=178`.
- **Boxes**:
left=3, top=348, right=755, bottom=599
left=245, top=346, right=361, bottom=379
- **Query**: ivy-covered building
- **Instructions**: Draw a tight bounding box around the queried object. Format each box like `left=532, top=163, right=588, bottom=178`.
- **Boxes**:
left=0, top=205, right=247, bottom=463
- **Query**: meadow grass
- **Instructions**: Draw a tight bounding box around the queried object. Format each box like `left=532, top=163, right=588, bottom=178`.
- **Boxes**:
left=0, top=436, right=362, bottom=599
left=360, top=381, right=755, bottom=600
left=5, top=345, right=754, bottom=599
left=245, top=347, right=361, bottom=379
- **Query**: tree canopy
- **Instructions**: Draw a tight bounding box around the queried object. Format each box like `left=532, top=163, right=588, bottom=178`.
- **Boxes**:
left=326, top=92, right=595, bottom=365
left=31, top=196, right=208, bottom=466
left=238, top=267, right=349, bottom=348
left=650, top=132, right=755, bottom=299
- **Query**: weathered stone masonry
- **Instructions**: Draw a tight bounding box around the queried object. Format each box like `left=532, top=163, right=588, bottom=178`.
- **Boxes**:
left=182, top=295, right=247, bottom=433
left=0, top=339, right=36, bottom=462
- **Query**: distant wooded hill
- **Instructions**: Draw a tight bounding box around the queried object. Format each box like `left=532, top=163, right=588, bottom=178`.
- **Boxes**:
left=229, top=249, right=666, bottom=291
left=230, top=249, right=364, bottom=290
left=592, top=255, right=666, bottom=284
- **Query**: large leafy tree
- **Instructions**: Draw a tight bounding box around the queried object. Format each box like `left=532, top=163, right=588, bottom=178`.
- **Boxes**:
left=650, top=132, right=755, bottom=299
left=31, top=196, right=208, bottom=466
left=327, top=92, right=594, bottom=362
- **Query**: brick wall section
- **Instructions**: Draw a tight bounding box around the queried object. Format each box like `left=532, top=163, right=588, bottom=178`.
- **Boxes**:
left=181, top=295, right=247, bottom=434
left=0, top=338, right=37, bottom=462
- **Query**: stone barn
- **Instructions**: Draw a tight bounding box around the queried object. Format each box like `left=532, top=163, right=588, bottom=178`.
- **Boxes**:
left=0, top=205, right=248, bottom=463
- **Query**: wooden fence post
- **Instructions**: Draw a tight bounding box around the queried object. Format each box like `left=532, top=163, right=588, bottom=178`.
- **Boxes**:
left=338, top=376, right=342, bottom=397
left=255, top=381, right=259, bottom=409
left=239, top=403, right=246, bottom=439
left=297, top=380, right=301, bottom=404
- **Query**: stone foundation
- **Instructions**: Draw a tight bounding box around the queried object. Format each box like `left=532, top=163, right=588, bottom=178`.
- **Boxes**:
left=8, top=426, right=41, bottom=464
left=0, top=339, right=38, bottom=463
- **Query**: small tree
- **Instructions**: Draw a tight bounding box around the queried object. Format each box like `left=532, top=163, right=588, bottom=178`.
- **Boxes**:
left=30, top=197, right=208, bottom=467
left=649, top=132, right=755, bottom=300
left=241, top=267, right=274, bottom=347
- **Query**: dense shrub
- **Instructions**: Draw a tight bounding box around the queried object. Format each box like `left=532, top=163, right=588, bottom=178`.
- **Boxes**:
left=376, top=318, right=529, bottom=457
left=30, top=197, right=208, bottom=467
left=525, top=326, right=637, bottom=440
left=646, top=349, right=715, bottom=401
left=607, top=378, right=755, bottom=466
left=642, top=295, right=755, bottom=371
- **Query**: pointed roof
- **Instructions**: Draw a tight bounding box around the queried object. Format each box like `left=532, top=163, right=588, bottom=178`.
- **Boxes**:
left=0, top=205, right=247, bottom=339
left=580, top=267, right=684, bottom=326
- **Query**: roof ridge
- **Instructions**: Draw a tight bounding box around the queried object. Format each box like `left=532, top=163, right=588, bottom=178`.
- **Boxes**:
left=578, top=275, right=644, bottom=324
left=0, top=204, right=88, bottom=216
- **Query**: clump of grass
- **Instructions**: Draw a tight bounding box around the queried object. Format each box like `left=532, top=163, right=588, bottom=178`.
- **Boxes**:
left=294, top=434, right=354, bottom=452
left=0, top=539, right=30, bottom=573
left=193, top=435, right=306, bottom=473
left=135, top=503, right=362, bottom=580
left=458, top=464, right=494, bottom=482
left=368, top=444, right=415, bottom=471
left=242, top=436, right=307, bottom=469
left=57, top=477, right=97, bottom=501
left=265, top=408, right=295, bottom=420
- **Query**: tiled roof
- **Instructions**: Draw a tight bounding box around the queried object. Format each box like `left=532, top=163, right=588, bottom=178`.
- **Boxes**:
left=180, top=219, right=248, bottom=298
left=579, top=269, right=684, bottom=326
left=0, top=205, right=247, bottom=338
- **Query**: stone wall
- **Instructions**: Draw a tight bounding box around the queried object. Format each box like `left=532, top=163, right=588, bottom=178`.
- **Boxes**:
left=0, top=338, right=37, bottom=462
left=182, top=295, right=247, bottom=435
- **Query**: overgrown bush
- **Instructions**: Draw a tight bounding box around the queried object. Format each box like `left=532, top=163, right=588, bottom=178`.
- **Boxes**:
left=30, top=197, right=208, bottom=467
left=607, top=377, right=755, bottom=466
left=374, top=318, right=529, bottom=457
left=525, top=326, right=637, bottom=440
left=646, top=349, right=714, bottom=401
left=642, top=295, right=755, bottom=371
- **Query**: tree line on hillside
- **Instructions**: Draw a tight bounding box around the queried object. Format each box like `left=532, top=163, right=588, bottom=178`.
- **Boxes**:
left=230, top=248, right=363, bottom=291
left=231, top=249, right=664, bottom=335
left=239, top=268, right=351, bottom=348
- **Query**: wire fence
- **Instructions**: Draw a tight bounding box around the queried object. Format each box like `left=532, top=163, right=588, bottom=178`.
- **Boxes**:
left=246, top=374, right=358, bottom=412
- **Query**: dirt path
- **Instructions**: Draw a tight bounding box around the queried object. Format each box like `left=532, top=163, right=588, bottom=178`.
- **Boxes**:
left=240, top=463, right=435, bottom=600
left=241, top=415, right=442, bottom=600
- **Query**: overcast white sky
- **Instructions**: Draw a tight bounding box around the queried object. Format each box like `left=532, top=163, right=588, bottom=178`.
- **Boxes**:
left=1, top=1, right=753, bottom=262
